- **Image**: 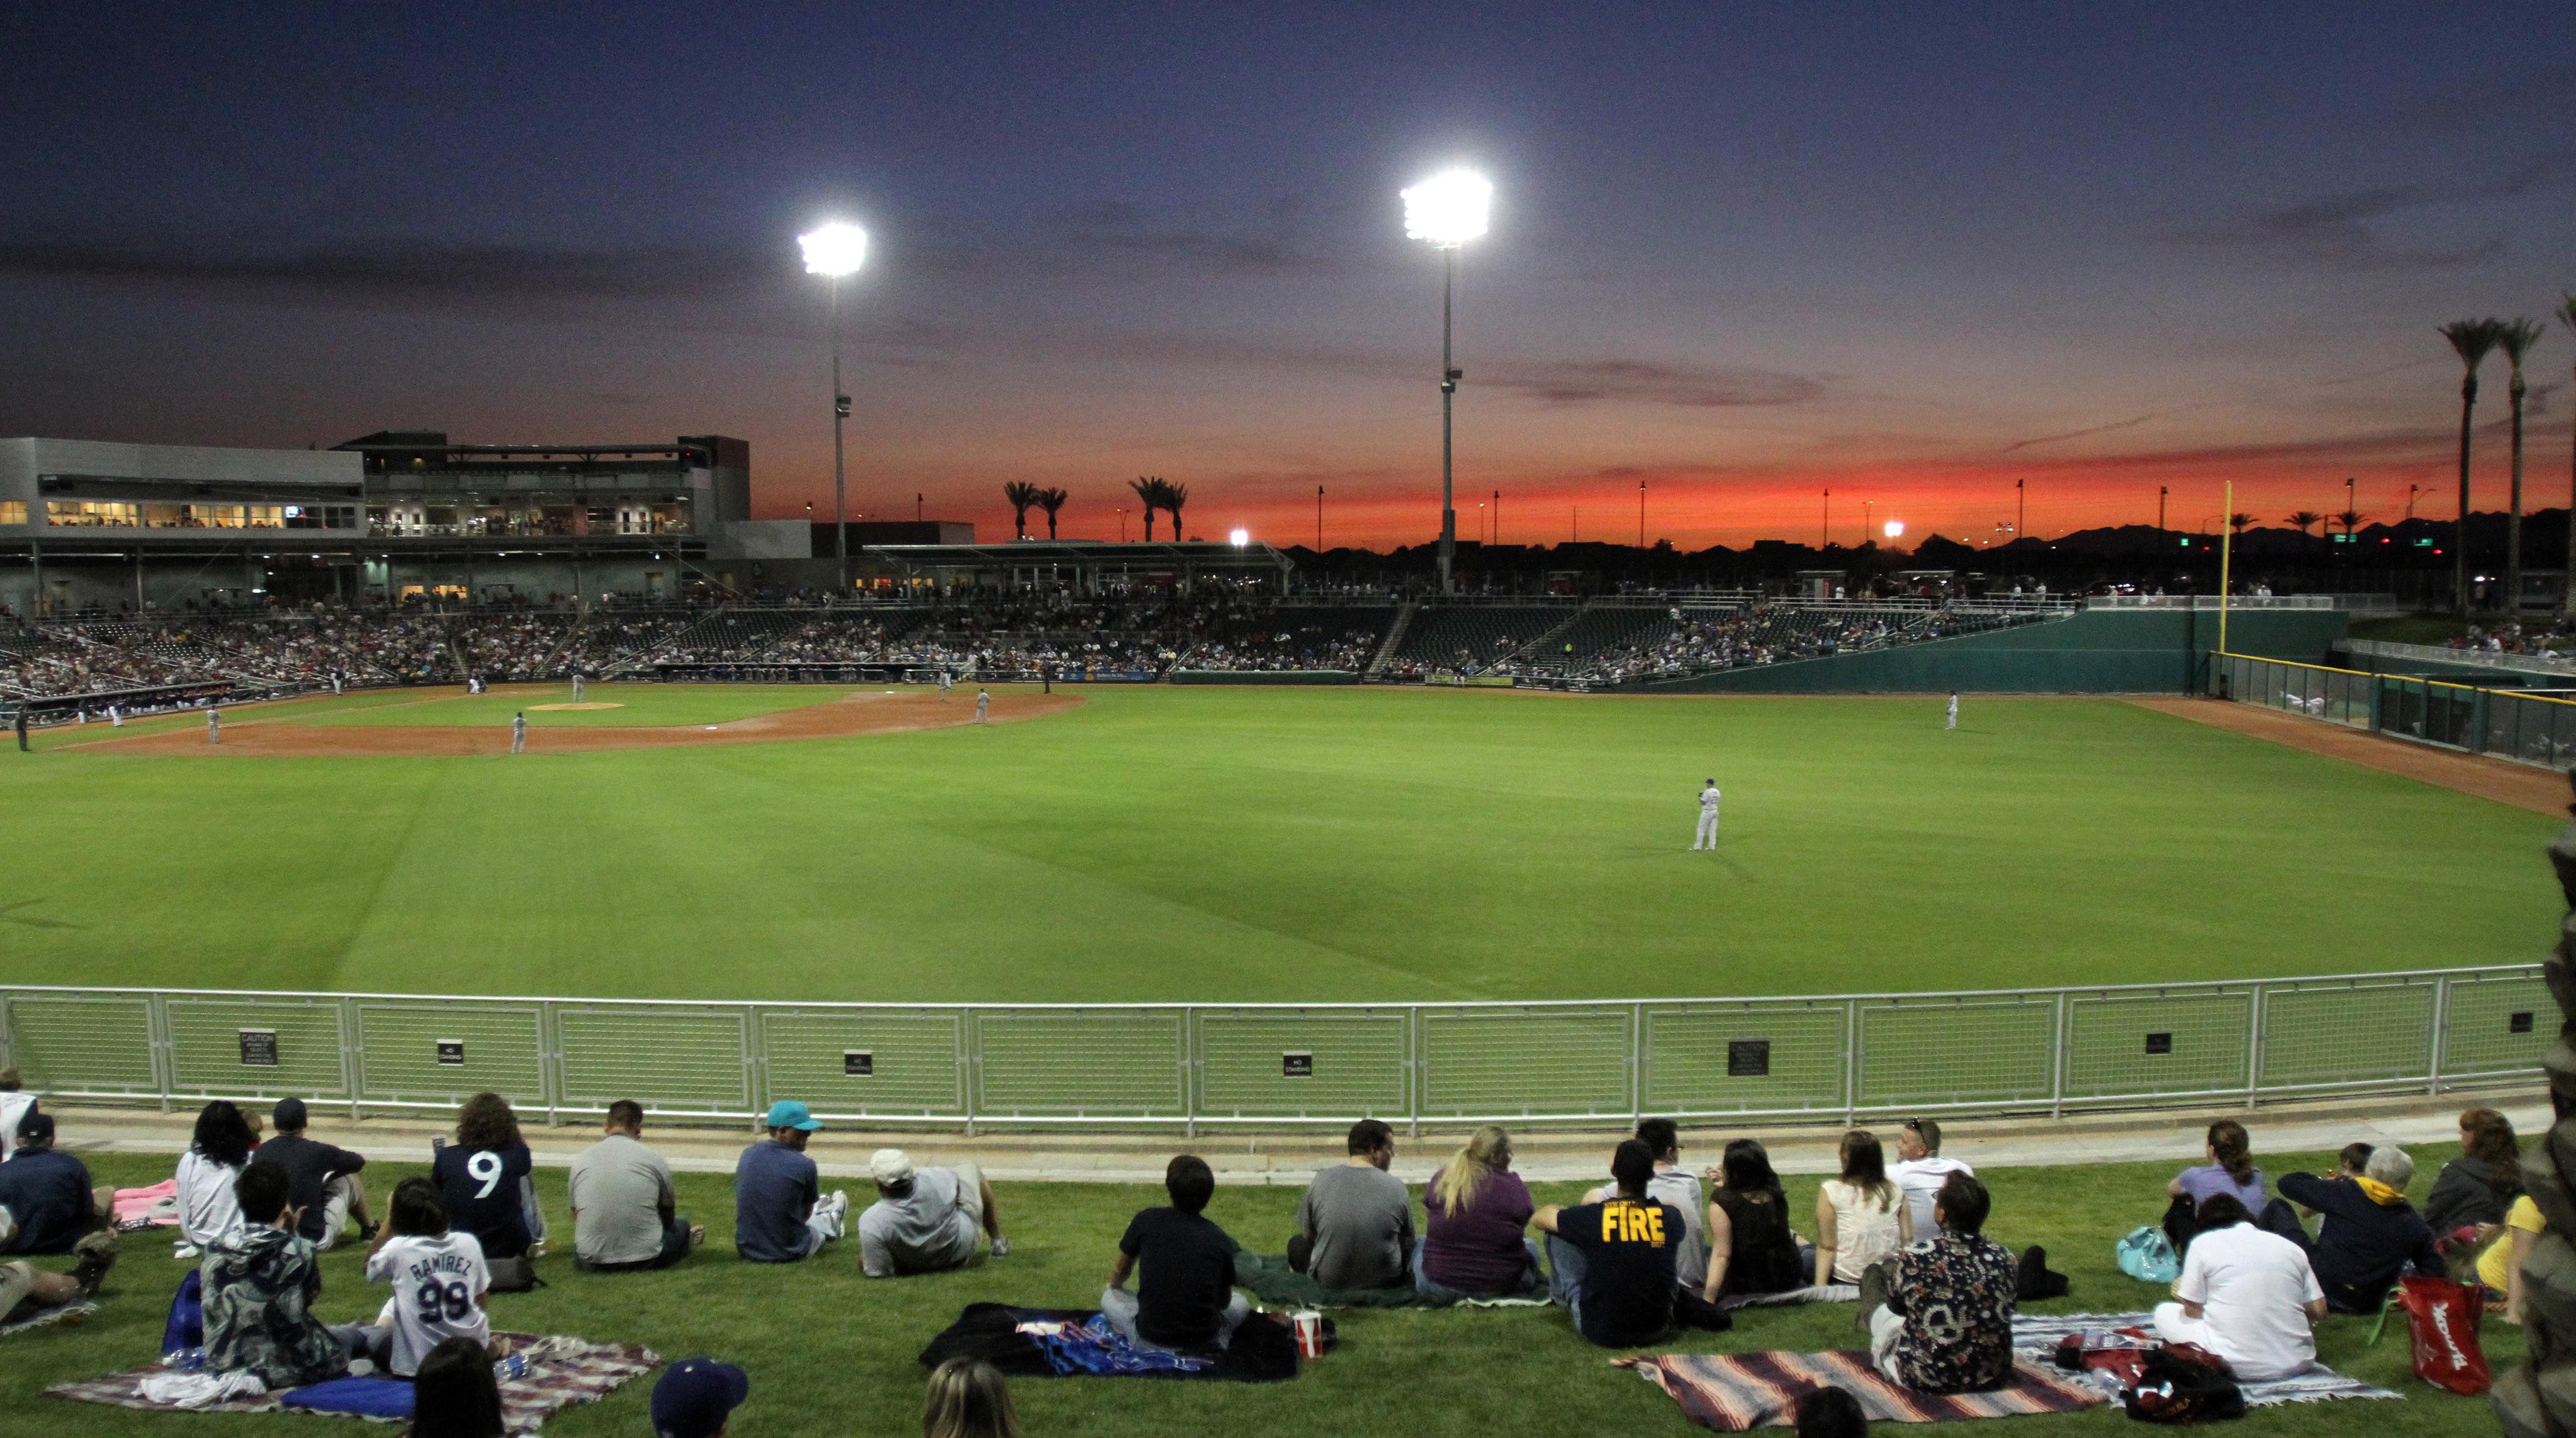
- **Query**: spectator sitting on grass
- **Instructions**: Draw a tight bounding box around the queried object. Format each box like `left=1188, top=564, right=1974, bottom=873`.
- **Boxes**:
left=924, top=1356, right=1021, bottom=1438
left=1860, top=1173, right=2015, bottom=1394
left=361, top=1177, right=490, bottom=1377
left=568, top=1101, right=700, bottom=1272
left=176, top=1100, right=256, bottom=1256
left=1416, top=1125, right=1542, bottom=1301
left=652, top=1357, right=751, bottom=1438
left=2153, top=1193, right=2325, bottom=1381
left=2424, top=1107, right=2521, bottom=1241
left=432, top=1093, right=545, bottom=1262
left=1582, top=1118, right=1706, bottom=1295
left=1103, top=1154, right=1251, bottom=1352
left=251, top=1098, right=375, bottom=1250
left=1795, top=1385, right=1869, bottom=1438
left=858, top=1147, right=1010, bottom=1278
left=408, top=1334, right=505, bottom=1438
left=2259, top=1144, right=2443, bottom=1313
left=2479, top=1189, right=2546, bottom=1323
left=1291, top=1119, right=1412, bottom=1290
left=1889, top=1119, right=1972, bottom=1242
left=0, top=1069, right=31, bottom=1164
left=204, top=1162, right=375, bottom=1388
left=1816, top=1129, right=1908, bottom=1287
left=2162, top=1120, right=2264, bottom=1255
left=0, top=1219, right=116, bottom=1325
left=734, top=1101, right=847, bottom=1263
left=1536, top=1139, right=1685, bottom=1347
left=1701, top=1138, right=1806, bottom=1304
left=0, top=1112, right=112, bottom=1255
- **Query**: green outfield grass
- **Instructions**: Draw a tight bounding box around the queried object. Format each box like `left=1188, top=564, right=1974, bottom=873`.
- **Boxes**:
left=6, top=687, right=2553, bottom=1002
left=0, top=1149, right=2516, bottom=1438
left=282, top=684, right=860, bottom=728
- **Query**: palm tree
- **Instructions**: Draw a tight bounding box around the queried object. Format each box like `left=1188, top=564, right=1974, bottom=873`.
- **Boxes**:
left=2285, top=511, right=2324, bottom=537
left=2227, top=513, right=2253, bottom=535
left=2496, top=317, right=2546, bottom=625
left=2560, top=294, right=2576, bottom=622
left=1035, top=486, right=1068, bottom=540
left=1129, top=476, right=1163, bottom=541
left=2334, top=508, right=2365, bottom=538
left=2440, top=318, right=2505, bottom=617
left=1162, top=481, right=1190, bottom=542
left=1002, top=481, right=1041, bottom=540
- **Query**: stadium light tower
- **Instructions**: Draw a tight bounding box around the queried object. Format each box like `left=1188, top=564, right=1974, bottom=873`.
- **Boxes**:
left=799, top=221, right=868, bottom=592
left=1402, top=169, right=1491, bottom=594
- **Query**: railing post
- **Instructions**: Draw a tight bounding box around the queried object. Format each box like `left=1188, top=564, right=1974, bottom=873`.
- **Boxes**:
left=151, top=991, right=173, bottom=1114
left=1183, top=1006, right=1198, bottom=1140
left=1407, top=1005, right=1422, bottom=1140
left=2049, top=991, right=2066, bottom=1120
left=2245, top=985, right=2265, bottom=1111
left=2427, top=976, right=2451, bottom=1097
left=1844, top=998, right=1861, bottom=1125
left=1631, top=1001, right=1645, bottom=1125
left=341, top=996, right=363, bottom=1122
left=540, top=1000, right=559, bottom=1128
left=962, top=1008, right=978, bottom=1140
left=744, top=1004, right=763, bottom=1121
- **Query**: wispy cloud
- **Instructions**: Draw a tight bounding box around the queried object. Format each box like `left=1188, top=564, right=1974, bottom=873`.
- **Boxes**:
left=2164, top=156, right=2567, bottom=270
left=0, top=237, right=772, bottom=305
left=1484, top=359, right=1828, bottom=408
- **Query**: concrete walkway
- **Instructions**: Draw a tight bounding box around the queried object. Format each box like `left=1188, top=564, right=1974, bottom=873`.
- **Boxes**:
left=44, top=1085, right=2548, bottom=1188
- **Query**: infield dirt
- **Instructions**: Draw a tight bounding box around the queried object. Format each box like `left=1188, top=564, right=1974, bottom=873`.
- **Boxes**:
left=66, top=687, right=1083, bottom=757
left=2130, top=694, right=2566, bottom=816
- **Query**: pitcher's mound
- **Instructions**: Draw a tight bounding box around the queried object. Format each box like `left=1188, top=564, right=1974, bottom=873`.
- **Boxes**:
left=530, top=702, right=624, bottom=711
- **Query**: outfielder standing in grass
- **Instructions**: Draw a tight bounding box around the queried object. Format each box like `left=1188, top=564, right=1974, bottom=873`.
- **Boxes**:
left=1692, top=779, right=1721, bottom=850
left=1946, top=690, right=1959, bottom=730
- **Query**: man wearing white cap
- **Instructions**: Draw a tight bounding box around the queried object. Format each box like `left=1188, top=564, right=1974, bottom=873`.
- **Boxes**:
left=855, top=1148, right=1009, bottom=1278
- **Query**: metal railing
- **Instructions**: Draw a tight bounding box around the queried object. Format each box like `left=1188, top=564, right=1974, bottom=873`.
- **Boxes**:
left=0, top=965, right=2543, bottom=1134
left=2215, top=652, right=2576, bottom=771
left=2343, top=638, right=2576, bottom=678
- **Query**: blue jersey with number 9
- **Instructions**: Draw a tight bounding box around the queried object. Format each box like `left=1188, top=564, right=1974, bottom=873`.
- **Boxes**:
left=432, top=1141, right=537, bottom=1258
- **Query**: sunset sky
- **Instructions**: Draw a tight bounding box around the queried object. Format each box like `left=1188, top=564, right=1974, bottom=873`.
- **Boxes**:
left=3, top=4, right=2570, bottom=550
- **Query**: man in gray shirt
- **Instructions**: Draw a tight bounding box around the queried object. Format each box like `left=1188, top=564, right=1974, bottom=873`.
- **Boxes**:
left=1293, top=1119, right=1413, bottom=1290
left=856, top=1148, right=1009, bottom=1278
left=568, top=1101, right=700, bottom=1271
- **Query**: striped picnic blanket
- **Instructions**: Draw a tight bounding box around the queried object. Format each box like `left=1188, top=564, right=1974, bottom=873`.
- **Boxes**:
left=47, top=1334, right=658, bottom=1433
left=1620, top=1350, right=2107, bottom=1428
left=2009, top=1312, right=2398, bottom=1405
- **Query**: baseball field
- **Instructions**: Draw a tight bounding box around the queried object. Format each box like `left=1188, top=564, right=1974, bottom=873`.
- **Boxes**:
left=7, top=683, right=2554, bottom=1001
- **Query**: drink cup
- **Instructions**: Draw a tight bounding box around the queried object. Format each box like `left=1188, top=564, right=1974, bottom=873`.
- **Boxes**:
left=1292, top=1309, right=1323, bottom=1359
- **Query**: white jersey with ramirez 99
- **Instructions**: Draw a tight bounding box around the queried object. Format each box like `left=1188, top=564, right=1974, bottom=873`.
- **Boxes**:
left=366, top=1231, right=492, bottom=1376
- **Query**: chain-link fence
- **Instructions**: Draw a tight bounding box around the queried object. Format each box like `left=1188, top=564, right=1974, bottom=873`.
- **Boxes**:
left=0, top=966, right=2543, bottom=1132
left=2217, top=652, right=2576, bottom=770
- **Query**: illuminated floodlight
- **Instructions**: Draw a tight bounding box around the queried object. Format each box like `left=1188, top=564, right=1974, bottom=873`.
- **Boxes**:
left=1402, top=170, right=1492, bottom=247
left=798, top=222, right=868, bottom=276
left=1229, top=527, right=1249, bottom=547
left=1883, top=520, right=1905, bottom=539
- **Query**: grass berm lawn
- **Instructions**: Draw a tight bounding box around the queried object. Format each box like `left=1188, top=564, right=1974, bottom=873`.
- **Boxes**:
left=8, top=686, right=2556, bottom=1002
left=2, top=1148, right=2517, bottom=1438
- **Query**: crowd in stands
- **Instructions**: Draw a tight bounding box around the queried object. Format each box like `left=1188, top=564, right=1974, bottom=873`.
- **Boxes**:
left=0, top=1076, right=2542, bottom=1431
left=2450, top=622, right=2570, bottom=662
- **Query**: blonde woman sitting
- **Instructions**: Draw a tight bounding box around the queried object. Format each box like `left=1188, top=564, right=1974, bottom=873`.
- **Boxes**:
left=1416, top=1126, right=1543, bottom=1301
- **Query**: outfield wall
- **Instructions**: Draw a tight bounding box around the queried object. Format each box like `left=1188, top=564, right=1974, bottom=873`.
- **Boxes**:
left=1631, top=609, right=2348, bottom=694
left=1, top=964, right=2538, bottom=1133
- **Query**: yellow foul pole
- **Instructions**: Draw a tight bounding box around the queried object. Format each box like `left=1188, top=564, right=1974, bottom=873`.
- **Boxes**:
left=2217, top=480, right=2233, bottom=662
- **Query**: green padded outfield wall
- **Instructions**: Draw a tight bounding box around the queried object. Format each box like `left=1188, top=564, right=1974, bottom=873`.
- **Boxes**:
left=1631, top=609, right=2349, bottom=694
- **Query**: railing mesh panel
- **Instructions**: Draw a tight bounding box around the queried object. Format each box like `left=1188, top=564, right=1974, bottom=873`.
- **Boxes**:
left=1642, top=1002, right=1846, bottom=1115
left=763, top=1010, right=964, bottom=1118
left=1197, top=1009, right=1409, bottom=1119
left=558, top=1006, right=749, bottom=1112
left=2259, top=981, right=2436, bottom=1087
left=1, top=994, right=156, bottom=1095
left=167, top=999, right=347, bottom=1099
left=1421, top=1006, right=1631, bottom=1118
left=2440, top=974, right=2552, bottom=1079
left=2064, top=989, right=2252, bottom=1100
left=976, top=1010, right=1185, bottom=1117
left=356, top=1003, right=545, bottom=1108
left=1857, top=997, right=2056, bottom=1108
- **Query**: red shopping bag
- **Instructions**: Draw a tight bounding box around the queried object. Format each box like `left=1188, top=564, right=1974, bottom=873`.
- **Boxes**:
left=2396, top=1274, right=2490, bottom=1395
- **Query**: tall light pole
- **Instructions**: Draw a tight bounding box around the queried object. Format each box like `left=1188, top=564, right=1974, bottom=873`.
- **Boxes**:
left=1403, top=169, right=1492, bottom=594
left=798, top=222, right=868, bottom=592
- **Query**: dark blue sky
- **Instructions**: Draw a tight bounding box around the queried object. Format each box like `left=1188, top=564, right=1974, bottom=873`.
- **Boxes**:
left=4, top=3, right=2569, bottom=545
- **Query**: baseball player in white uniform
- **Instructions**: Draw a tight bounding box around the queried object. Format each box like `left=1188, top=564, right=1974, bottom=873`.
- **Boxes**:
left=938, top=670, right=953, bottom=701
left=974, top=688, right=990, bottom=724
left=207, top=707, right=220, bottom=745
left=571, top=672, right=585, bottom=703
left=1692, top=779, right=1721, bottom=850
left=511, top=711, right=527, bottom=754
left=1946, top=690, right=1959, bottom=730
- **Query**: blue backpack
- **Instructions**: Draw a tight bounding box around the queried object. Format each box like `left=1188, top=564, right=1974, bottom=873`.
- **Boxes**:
left=2116, top=1225, right=2180, bottom=1284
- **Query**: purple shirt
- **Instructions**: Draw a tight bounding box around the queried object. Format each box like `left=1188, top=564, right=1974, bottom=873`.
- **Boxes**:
left=2176, top=1163, right=2267, bottom=1211
left=1421, top=1168, right=1534, bottom=1294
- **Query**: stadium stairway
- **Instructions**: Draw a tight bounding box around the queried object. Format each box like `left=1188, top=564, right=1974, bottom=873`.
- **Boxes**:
left=42, top=1085, right=2538, bottom=1188
left=1363, top=602, right=1415, bottom=677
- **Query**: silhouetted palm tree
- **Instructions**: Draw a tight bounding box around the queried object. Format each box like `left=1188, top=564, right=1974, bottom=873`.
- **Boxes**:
left=2440, top=318, right=2505, bottom=617
left=1162, top=481, right=1190, bottom=542
left=2559, top=295, right=2576, bottom=621
left=2497, top=317, right=2546, bottom=623
left=1129, top=476, right=1163, bottom=541
left=1002, top=481, right=1041, bottom=540
left=2334, top=508, right=2365, bottom=538
left=2227, top=513, right=2253, bottom=535
left=2285, top=511, right=2324, bottom=536
left=1035, top=486, right=1068, bottom=540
